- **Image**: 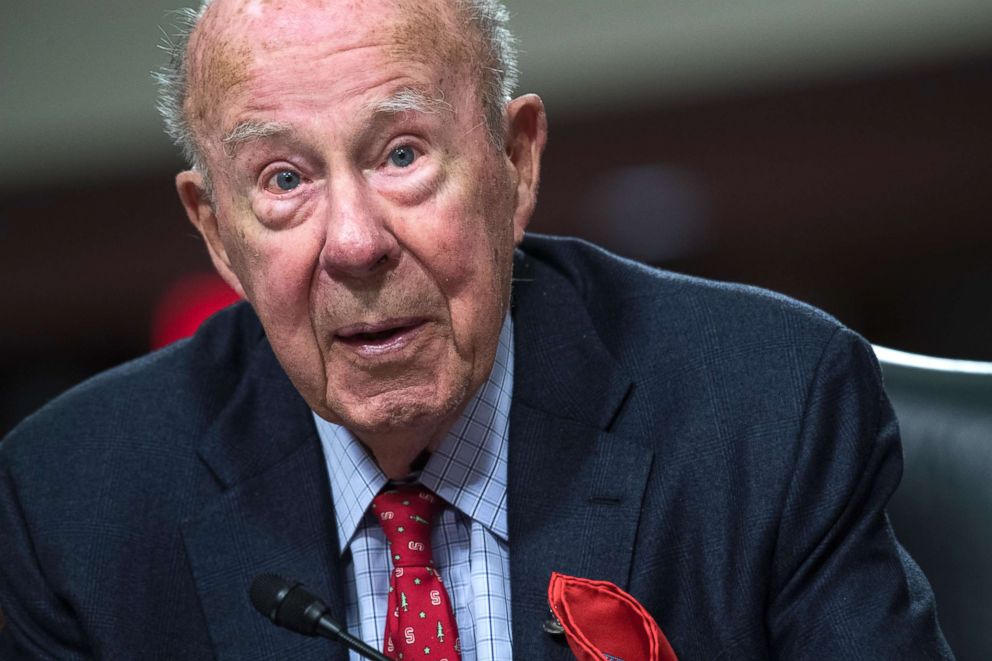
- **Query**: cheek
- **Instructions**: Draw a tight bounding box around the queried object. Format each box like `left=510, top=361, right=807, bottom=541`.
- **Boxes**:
left=220, top=219, right=322, bottom=317
left=417, top=206, right=491, bottom=293
left=426, top=177, right=516, bottom=328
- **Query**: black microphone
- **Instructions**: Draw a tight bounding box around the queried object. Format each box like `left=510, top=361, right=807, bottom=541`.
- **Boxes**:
left=249, top=573, right=390, bottom=661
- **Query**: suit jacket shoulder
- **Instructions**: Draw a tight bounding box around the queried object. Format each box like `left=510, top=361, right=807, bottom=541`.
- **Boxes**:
left=2, top=302, right=270, bottom=512
left=518, top=232, right=843, bottom=382
left=514, top=234, right=854, bottom=447
left=0, top=304, right=341, bottom=660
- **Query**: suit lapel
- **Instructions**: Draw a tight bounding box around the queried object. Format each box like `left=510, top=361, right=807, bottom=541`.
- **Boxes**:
left=508, top=247, right=654, bottom=658
left=181, top=335, right=347, bottom=660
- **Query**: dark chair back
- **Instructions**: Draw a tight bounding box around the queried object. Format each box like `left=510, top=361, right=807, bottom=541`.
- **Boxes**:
left=876, top=346, right=992, bottom=661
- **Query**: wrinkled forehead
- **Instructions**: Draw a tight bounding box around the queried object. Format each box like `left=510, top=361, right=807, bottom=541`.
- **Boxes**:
left=196, top=0, right=462, bottom=55
left=185, top=0, right=474, bottom=137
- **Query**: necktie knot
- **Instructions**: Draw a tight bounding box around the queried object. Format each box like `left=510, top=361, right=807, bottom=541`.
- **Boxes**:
left=372, top=484, right=442, bottom=567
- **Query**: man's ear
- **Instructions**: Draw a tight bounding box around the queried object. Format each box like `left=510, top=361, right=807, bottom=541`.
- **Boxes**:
left=504, top=94, right=548, bottom=245
left=175, top=170, right=247, bottom=299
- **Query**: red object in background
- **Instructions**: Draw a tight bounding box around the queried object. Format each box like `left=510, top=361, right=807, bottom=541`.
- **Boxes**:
left=151, top=273, right=241, bottom=349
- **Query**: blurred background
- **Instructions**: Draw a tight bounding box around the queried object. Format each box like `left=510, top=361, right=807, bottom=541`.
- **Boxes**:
left=2, top=0, right=991, bottom=435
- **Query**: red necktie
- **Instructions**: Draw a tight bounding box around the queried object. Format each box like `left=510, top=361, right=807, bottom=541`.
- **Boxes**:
left=373, top=485, right=461, bottom=661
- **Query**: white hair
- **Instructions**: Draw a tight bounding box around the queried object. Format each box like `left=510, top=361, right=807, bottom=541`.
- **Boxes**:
left=367, top=87, right=454, bottom=117
left=153, top=0, right=519, bottom=185
left=154, top=5, right=211, bottom=175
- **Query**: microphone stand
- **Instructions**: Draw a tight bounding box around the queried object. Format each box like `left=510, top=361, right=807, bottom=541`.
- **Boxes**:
left=314, top=614, right=390, bottom=661
left=250, top=574, right=390, bottom=661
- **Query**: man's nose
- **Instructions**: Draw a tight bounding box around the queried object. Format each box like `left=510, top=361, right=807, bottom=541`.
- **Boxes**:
left=319, top=180, right=400, bottom=279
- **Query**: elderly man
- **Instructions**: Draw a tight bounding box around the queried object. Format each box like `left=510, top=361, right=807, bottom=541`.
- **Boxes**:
left=0, top=0, right=952, bottom=659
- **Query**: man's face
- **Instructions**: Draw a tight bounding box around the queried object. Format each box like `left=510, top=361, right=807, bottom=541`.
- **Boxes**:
left=178, top=0, right=544, bottom=444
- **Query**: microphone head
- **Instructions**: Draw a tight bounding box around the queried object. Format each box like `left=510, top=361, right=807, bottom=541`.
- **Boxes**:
left=249, top=574, right=329, bottom=636
left=250, top=573, right=295, bottom=621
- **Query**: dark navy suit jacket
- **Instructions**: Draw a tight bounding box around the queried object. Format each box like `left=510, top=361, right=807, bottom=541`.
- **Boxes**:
left=0, top=235, right=951, bottom=659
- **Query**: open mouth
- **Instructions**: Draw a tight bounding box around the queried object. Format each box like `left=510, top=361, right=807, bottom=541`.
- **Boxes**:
left=341, top=327, right=405, bottom=343
left=335, top=318, right=425, bottom=351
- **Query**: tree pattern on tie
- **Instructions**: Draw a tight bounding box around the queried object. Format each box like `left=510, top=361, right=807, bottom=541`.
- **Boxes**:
left=373, top=485, right=461, bottom=660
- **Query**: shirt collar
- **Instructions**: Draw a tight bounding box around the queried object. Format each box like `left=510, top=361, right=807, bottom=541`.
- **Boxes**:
left=314, top=314, right=513, bottom=555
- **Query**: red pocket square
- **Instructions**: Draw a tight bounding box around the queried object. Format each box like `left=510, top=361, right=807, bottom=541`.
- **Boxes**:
left=548, top=572, right=678, bottom=661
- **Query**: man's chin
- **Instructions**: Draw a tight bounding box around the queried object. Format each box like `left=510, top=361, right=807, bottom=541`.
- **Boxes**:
left=319, top=382, right=470, bottom=441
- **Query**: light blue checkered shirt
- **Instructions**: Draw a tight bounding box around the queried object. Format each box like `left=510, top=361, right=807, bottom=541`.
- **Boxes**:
left=313, top=315, right=514, bottom=661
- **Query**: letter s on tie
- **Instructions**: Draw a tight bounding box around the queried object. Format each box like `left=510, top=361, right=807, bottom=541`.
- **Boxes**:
left=430, top=590, right=441, bottom=606
left=404, top=627, right=415, bottom=644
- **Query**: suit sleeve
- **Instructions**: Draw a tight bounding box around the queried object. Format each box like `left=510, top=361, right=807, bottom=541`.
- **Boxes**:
left=766, top=327, right=953, bottom=659
left=0, top=436, right=92, bottom=660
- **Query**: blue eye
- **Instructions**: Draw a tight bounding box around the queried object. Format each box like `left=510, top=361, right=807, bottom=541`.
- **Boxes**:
left=272, top=170, right=301, bottom=191
left=388, top=145, right=416, bottom=168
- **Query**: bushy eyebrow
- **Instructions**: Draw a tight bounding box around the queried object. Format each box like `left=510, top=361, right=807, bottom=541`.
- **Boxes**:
left=221, top=120, right=292, bottom=157
left=219, top=87, right=452, bottom=158
left=364, top=86, right=453, bottom=117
